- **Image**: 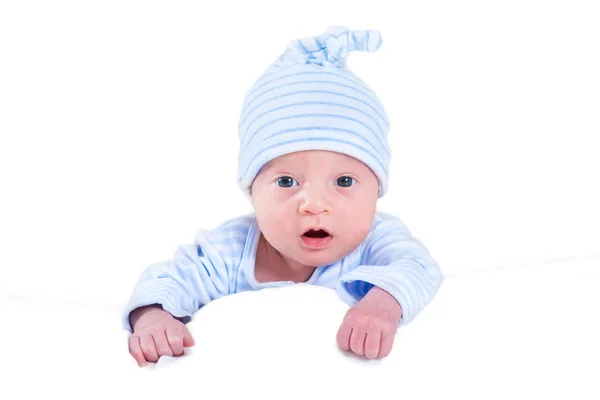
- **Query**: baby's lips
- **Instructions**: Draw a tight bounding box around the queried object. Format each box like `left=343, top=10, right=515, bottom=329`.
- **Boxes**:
left=302, top=227, right=332, bottom=238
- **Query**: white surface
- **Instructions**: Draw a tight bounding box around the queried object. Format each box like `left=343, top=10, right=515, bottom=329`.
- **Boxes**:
left=2, top=257, right=599, bottom=399
left=1, top=0, right=599, bottom=306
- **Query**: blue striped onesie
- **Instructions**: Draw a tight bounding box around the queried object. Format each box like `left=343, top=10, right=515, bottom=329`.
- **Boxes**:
left=122, top=211, right=443, bottom=332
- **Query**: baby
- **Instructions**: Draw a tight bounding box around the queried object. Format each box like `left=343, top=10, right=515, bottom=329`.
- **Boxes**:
left=123, top=26, right=443, bottom=367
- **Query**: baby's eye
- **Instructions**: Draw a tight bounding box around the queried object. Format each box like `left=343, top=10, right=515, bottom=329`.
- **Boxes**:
left=277, top=176, right=298, bottom=188
left=335, top=176, right=355, bottom=187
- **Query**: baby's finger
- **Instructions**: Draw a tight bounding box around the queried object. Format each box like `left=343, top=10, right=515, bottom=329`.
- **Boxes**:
left=378, top=330, right=396, bottom=359
left=182, top=326, right=195, bottom=348
left=364, top=331, right=382, bottom=359
left=349, top=329, right=366, bottom=356
left=165, top=327, right=184, bottom=356
left=152, top=331, right=174, bottom=358
left=139, top=335, right=159, bottom=363
left=128, top=335, right=147, bottom=367
left=336, top=323, right=352, bottom=351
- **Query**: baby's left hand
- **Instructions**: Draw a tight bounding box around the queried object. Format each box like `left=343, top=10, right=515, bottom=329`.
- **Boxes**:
left=336, top=286, right=402, bottom=359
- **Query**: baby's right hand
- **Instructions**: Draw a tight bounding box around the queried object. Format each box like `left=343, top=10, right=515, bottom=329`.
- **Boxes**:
left=128, top=305, right=195, bottom=367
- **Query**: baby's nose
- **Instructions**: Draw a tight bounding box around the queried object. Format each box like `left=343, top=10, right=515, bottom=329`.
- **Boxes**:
left=298, top=186, right=333, bottom=215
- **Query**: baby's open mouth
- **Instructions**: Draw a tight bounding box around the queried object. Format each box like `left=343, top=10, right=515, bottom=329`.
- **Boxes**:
left=303, top=229, right=330, bottom=238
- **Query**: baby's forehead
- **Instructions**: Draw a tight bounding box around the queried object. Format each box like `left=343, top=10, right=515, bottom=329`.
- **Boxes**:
left=265, top=150, right=363, bottom=170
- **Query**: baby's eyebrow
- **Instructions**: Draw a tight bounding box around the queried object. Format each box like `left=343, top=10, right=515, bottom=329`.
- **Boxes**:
left=266, top=163, right=293, bottom=173
left=263, top=164, right=281, bottom=174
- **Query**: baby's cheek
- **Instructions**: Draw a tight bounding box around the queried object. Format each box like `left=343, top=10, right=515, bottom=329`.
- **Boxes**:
left=339, top=218, right=371, bottom=247
left=259, top=210, right=294, bottom=240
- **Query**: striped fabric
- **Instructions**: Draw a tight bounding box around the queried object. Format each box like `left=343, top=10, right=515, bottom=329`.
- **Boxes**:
left=237, top=26, right=391, bottom=198
left=122, top=212, right=443, bottom=332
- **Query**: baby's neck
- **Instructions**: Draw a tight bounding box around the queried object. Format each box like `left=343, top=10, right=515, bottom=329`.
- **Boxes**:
left=254, top=234, right=316, bottom=284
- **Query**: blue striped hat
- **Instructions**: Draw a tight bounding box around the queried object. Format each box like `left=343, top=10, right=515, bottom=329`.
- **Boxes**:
left=237, top=26, right=391, bottom=197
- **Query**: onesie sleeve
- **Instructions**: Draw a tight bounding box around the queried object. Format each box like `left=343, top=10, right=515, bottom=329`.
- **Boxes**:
left=337, top=214, right=443, bottom=326
left=121, top=230, right=232, bottom=332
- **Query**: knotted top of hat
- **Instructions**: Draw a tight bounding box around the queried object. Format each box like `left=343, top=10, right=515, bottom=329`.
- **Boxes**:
left=273, top=26, right=383, bottom=70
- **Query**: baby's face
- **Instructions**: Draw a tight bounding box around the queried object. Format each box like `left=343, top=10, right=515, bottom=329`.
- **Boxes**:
left=250, top=150, right=379, bottom=268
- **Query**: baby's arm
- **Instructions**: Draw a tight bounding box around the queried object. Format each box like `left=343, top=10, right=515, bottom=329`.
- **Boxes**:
left=123, top=231, right=232, bottom=366
left=336, top=214, right=443, bottom=358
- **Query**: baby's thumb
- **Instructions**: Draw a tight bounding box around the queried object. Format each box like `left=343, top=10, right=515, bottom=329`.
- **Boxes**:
left=182, top=326, right=195, bottom=347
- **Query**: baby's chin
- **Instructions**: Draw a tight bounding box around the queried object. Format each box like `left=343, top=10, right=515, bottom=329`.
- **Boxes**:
left=291, top=248, right=349, bottom=268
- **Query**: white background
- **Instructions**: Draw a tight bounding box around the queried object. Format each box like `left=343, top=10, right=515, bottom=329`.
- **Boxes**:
left=1, top=0, right=599, bottom=310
